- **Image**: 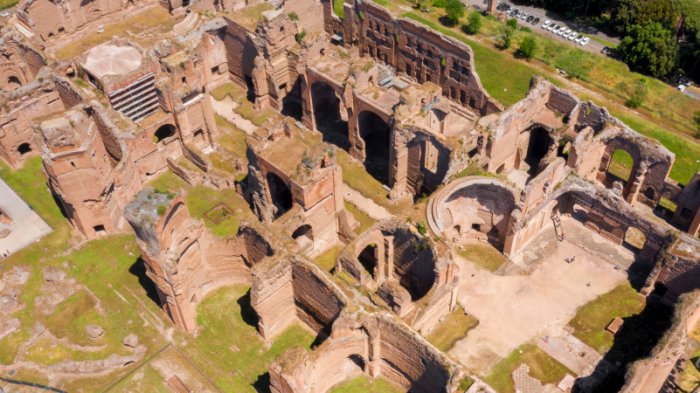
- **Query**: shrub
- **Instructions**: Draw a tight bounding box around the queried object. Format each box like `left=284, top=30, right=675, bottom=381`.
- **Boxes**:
left=295, top=30, right=307, bottom=44
left=517, top=36, right=538, bottom=59
left=497, top=26, right=515, bottom=49
left=624, top=79, right=648, bottom=108
left=506, top=18, right=518, bottom=29
left=442, top=0, right=465, bottom=27
left=463, top=11, right=483, bottom=35
left=288, top=12, right=299, bottom=22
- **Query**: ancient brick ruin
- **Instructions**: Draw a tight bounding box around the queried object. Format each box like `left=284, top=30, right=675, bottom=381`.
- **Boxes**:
left=1, top=0, right=700, bottom=392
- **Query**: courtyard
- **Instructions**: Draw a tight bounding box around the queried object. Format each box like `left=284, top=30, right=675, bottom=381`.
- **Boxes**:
left=451, top=218, right=635, bottom=376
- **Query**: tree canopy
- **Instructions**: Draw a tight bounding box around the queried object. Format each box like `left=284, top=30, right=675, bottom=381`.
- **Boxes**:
left=618, top=22, right=678, bottom=78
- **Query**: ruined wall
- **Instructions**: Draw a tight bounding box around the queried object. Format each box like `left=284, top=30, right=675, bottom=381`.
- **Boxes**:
left=427, top=177, right=519, bottom=252
left=15, top=0, right=157, bottom=42
left=342, top=1, right=501, bottom=116
left=222, top=17, right=259, bottom=86
left=251, top=257, right=347, bottom=340
left=0, top=77, right=78, bottom=167
left=0, top=35, right=44, bottom=92
left=268, top=312, right=460, bottom=393
left=125, top=191, right=276, bottom=332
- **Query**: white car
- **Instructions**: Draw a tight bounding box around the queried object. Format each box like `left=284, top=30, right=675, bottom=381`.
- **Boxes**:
left=575, top=35, right=586, bottom=44
left=558, top=28, right=569, bottom=36
left=546, top=23, right=556, bottom=31
left=542, top=20, right=551, bottom=29
left=579, top=37, right=591, bottom=46
left=568, top=32, right=578, bottom=41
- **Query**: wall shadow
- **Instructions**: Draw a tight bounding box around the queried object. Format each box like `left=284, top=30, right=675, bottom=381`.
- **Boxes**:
left=128, top=257, right=162, bottom=308
left=237, top=288, right=260, bottom=328
left=573, top=296, right=675, bottom=392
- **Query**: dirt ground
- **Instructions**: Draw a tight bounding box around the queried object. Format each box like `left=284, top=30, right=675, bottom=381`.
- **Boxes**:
left=450, top=219, right=633, bottom=375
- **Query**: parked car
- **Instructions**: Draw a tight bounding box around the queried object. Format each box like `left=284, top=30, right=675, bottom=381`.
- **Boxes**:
left=579, top=37, right=590, bottom=46
left=575, top=35, right=586, bottom=44
left=526, top=15, right=534, bottom=23
left=532, top=17, right=540, bottom=25
left=567, top=32, right=578, bottom=41
left=547, top=23, right=557, bottom=32
left=542, top=20, right=552, bottom=29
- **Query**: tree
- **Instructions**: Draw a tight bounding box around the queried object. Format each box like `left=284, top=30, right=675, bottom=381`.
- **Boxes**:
left=618, top=22, right=678, bottom=78
left=506, top=18, right=518, bottom=30
left=497, top=26, right=515, bottom=49
left=517, top=36, right=538, bottom=59
left=463, top=11, right=483, bottom=35
left=442, top=0, right=465, bottom=27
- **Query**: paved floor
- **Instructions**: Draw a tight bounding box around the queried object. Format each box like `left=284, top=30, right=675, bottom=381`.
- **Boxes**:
left=0, top=178, right=52, bottom=259
left=342, top=183, right=391, bottom=220
left=449, top=219, right=631, bottom=375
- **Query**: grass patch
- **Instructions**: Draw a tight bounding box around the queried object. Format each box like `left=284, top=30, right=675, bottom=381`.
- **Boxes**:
left=567, top=282, right=645, bottom=354
left=426, top=305, right=478, bottom=351
left=333, top=0, right=345, bottom=19
left=336, top=150, right=388, bottom=204
left=314, top=245, right=343, bottom=272
left=330, top=376, right=403, bottom=393
left=0, top=0, right=18, bottom=10
left=210, top=83, right=275, bottom=127
left=484, top=343, right=573, bottom=393
left=344, top=201, right=376, bottom=234
left=146, top=171, right=252, bottom=238
left=457, top=243, right=507, bottom=272
left=215, top=114, right=248, bottom=159
left=226, top=2, right=274, bottom=31
left=54, top=7, right=176, bottom=60
left=185, top=186, right=246, bottom=237
left=180, top=286, right=315, bottom=392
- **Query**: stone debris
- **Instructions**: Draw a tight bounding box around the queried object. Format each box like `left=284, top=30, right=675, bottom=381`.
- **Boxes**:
left=86, top=324, right=105, bottom=339
left=123, top=333, right=139, bottom=348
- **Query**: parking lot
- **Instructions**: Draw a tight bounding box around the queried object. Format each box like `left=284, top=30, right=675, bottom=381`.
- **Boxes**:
left=466, top=0, right=619, bottom=56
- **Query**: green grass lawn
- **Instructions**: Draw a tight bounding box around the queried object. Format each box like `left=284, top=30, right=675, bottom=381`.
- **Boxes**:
left=314, top=245, right=343, bottom=272
left=456, top=243, right=508, bottom=272
left=179, top=286, right=315, bottom=392
left=344, top=201, right=376, bottom=234
left=426, top=305, right=478, bottom=351
left=567, top=283, right=645, bottom=354
left=333, top=0, right=345, bottom=19
left=484, top=343, right=573, bottom=393
left=0, top=0, right=18, bottom=10
left=330, top=376, right=403, bottom=393
left=146, top=171, right=252, bottom=238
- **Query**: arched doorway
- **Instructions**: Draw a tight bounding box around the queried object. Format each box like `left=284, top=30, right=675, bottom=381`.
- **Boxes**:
left=607, top=149, right=634, bottom=183
left=357, top=244, right=378, bottom=279
left=291, top=224, right=313, bottom=247
left=358, top=111, right=391, bottom=184
left=266, top=172, right=292, bottom=219
left=5, top=76, right=22, bottom=90
left=524, top=126, right=554, bottom=178
left=17, top=143, right=31, bottom=155
left=154, top=124, right=177, bottom=143
left=281, top=78, right=303, bottom=121
left=311, top=81, right=349, bottom=150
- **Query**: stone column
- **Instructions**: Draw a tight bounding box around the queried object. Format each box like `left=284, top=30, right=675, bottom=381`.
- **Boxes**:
left=389, top=128, right=410, bottom=200
left=625, top=162, right=647, bottom=205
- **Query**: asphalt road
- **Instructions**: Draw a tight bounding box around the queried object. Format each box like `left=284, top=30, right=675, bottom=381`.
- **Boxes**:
left=466, top=0, right=620, bottom=57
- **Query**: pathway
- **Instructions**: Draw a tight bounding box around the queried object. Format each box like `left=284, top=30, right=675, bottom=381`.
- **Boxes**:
left=0, top=178, right=52, bottom=259
left=342, top=183, right=391, bottom=220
